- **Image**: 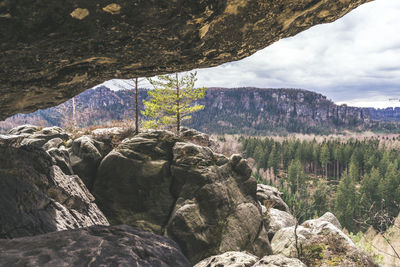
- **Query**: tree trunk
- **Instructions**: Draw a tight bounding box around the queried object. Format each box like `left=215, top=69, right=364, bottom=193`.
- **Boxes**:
left=135, top=77, right=139, bottom=134
left=176, top=73, right=180, bottom=135
left=72, top=97, right=77, bottom=128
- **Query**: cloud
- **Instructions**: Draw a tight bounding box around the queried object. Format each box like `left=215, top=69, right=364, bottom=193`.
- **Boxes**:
left=194, top=0, right=400, bottom=108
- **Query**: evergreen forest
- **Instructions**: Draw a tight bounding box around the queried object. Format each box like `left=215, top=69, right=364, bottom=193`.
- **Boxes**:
left=241, top=135, right=400, bottom=233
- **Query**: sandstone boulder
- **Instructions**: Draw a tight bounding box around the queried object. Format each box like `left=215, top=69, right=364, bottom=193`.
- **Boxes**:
left=93, top=130, right=271, bottom=264
left=257, top=184, right=290, bottom=212
left=265, top=208, right=296, bottom=240
left=271, top=212, right=376, bottom=266
left=0, top=142, right=108, bottom=238
left=194, top=251, right=259, bottom=267
left=93, top=131, right=179, bottom=233
left=253, top=255, right=306, bottom=267
left=0, top=224, right=190, bottom=267
left=69, top=135, right=111, bottom=190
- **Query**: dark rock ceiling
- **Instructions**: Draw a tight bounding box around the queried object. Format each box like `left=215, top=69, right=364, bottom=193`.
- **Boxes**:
left=0, top=0, right=373, bottom=119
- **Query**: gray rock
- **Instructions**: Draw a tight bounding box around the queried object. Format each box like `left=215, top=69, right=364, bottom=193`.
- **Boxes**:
left=43, top=137, right=64, bottom=151
left=166, top=142, right=271, bottom=264
left=93, top=130, right=179, bottom=234
left=180, top=127, right=218, bottom=149
left=0, top=225, right=191, bottom=267
left=69, top=135, right=109, bottom=190
left=93, top=130, right=272, bottom=264
left=302, top=212, right=342, bottom=230
left=0, top=143, right=108, bottom=239
left=47, top=147, right=74, bottom=175
left=7, top=124, right=40, bottom=135
left=265, top=208, right=296, bottom=240
left=256, top=184, right=290, bottom=213
left=253, top=255, right=306, bottom=267
left=271, top=213, right=376, bottom=266
left=194, top=251, right=259, bottom=267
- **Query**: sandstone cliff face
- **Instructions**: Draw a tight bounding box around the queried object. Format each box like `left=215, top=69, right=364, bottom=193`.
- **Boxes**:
left=190, top=88, right=370, bottom=134
left=0, top=0, right=372, bottom=119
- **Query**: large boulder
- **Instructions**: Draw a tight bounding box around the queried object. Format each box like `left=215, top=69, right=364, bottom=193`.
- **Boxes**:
left=265, top=208, right=296, bottom=240
left=0, top=141, right=108, bottom=238
left=69, top=135, right=111, bottom=190
left=93, top=130, right=271, bottom=264
left=93, top=131, right=179, bottom=233
left=194, top=252, right=305, bottom=267
left=271, top=212, right=376, bottom=266
left=194, top=251, right=259, bottom=267
left=0, top=224, right=191, bottom=267
left=253, top=255, right=306, bottom=267
left=257, top=184, right=290, bottom=212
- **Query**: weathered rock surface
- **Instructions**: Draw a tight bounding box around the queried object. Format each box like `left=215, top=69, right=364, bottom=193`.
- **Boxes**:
left=0, top=138, right=109, bottom=238
left=69, top=135, right=111, bottom=190
left=93, top=131, right=178, bottom=233
left=271, top=212, right=376, bottom=266
left=0, top=224, right=191, bottom=267
left=194, top=251, right=259, bottom=267
left=194, top=252, right=306, bottom=267
left=257, top=184, right=290, bottom=212
left=0, top=1, right=372, bottom=119
left=253, top=255, right=306, bottom=267
left=93, top=130, right=271, bottom=264
left=265, top=208, right=296, bottom=240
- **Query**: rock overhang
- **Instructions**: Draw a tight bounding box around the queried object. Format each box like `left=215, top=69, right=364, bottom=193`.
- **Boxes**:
left=0, top=0, right=373, bottom=120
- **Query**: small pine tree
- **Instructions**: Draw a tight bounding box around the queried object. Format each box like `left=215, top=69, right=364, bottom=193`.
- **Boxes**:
left=142, top=72, right=206, bottom=134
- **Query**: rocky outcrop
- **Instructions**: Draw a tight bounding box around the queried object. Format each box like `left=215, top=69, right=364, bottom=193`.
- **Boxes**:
left=0, top=224, right=191, bottom=267
left=0, top=133, right=108, bottom=238
left=69, top=135, right=111, bottom=190
left=194, top=251, right=259, bottom=267
left=271, top=212, right=376, bottom=266
left=92, top=130, right=271, bottom=264
left=253, top=255, right=306, bottom=267
left=265, top=208, right=296, bottom=240
left=257, top=184, right=290, bottom=213
left=1, top=1, right=372, bottom=119
left=194, top=252, right=305, bottom=267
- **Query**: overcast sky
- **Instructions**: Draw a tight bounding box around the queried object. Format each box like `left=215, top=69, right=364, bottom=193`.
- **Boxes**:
left=105, top=0, right=400, bottom=108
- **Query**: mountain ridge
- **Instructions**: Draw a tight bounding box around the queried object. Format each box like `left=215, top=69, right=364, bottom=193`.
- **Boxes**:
left=1, top=86, right=399, bottom=134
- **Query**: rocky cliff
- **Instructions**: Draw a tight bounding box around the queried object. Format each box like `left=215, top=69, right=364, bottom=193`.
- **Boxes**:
left=0, top=0, right=373, bottom=119
left=4, top=86, right=398, bottom=134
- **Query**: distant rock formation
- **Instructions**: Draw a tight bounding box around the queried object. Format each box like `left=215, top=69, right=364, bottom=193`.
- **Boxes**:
left=3, top=87, right=399, bottom=134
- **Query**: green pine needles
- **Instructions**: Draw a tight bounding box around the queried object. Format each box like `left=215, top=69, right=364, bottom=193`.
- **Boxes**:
left=142, top=72, right=206, bottom=134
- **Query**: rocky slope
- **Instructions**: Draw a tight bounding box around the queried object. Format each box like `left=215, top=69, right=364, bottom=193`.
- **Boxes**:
left=0, top=125, right=378, bottom=266
left=0, top=126, right=109, bottom=238
left=0, top=0, right=372, bottom=119
left=4, top=86, right=400, bottom=134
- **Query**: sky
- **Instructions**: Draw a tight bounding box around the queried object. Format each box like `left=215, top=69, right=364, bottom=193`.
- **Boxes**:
left=104, top=0, right=400, bottom=108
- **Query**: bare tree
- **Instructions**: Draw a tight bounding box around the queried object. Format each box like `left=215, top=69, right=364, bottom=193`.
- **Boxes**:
left=112, top=78, right=145, bottom=134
